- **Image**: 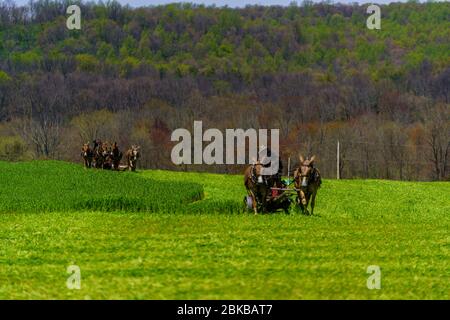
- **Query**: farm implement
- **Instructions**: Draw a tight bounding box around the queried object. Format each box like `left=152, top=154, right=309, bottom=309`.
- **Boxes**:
left=244, top=157, right=302, bottom=214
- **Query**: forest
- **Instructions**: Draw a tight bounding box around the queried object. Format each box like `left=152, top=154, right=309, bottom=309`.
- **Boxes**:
left=0, top=0, right=448, bottom=180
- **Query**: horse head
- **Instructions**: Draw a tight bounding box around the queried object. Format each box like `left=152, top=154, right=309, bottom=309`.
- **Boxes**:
left=297, top=155, right=316, bottom=187
left=81, top=143, right=91, bottom=157
left=131, top=145, right=140, bottom=161
left=252, top=161, right=266, bottom=185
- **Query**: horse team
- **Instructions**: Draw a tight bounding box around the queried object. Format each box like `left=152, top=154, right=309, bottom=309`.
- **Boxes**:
left=244, top=155, right=322, bottom=215
left=82, top=141, right=320, bottom=214
left=81, top=140, right=141, bottom=171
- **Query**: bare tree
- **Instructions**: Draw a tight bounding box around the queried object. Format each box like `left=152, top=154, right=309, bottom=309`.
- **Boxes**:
left=423, top=104, right=449, bottom=180
left=12, top=73, right=66, bottom=158
left=15, top=115, right=62, bottom=158
left=426, top=105, right=449, bottom=180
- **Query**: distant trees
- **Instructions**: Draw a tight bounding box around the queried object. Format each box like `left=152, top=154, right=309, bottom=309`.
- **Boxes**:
left=0, top=70, right=12, bottom=121
left=0, top=0, right=448, bottom=180
left=426, top=104, right=449, bottom=180
left=71, top=109, right=116, bottom=143
left=0, top=135, right=30, bottom=161
left=15, top=116, right=62, bottom=158
left=10, top=72, right=67, bottom=158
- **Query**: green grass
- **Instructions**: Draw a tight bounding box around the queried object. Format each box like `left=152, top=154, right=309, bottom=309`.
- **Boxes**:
left=0, top=161, right=449, bottom=299
left=0, top=161, right=203, bottom=213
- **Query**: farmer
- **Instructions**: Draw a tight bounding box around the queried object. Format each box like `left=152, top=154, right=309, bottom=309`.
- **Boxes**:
left=259, top=145, right=284, bottom=196
left=259, top=145, right=283, bottom=176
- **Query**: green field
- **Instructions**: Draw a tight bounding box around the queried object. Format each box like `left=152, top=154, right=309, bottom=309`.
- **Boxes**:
left=0, top=161, right=448, bottom=299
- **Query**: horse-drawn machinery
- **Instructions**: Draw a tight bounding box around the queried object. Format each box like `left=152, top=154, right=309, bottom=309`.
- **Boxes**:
left=243, top=178, right=300, bottom=214
left=244, top=156, right=321, bottom=215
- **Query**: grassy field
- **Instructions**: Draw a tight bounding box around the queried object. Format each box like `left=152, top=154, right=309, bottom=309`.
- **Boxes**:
left=0, top=161, right=448, bottom=299
left=0, top=161, right=203, bottom=212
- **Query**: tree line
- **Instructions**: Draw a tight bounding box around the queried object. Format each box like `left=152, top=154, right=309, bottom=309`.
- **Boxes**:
left=0, top=0, right=448, bottom=180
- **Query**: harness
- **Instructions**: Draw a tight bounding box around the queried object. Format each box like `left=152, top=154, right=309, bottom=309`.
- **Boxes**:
left=298, top=165, right=320, bottom=185
left=250, top=164, right=258, bottom=184
left=82, top=147, right=93, bottom=158
left=251, top=164, right=267, bottom=185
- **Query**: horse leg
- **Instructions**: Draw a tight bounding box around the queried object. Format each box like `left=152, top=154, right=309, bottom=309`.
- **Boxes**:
left=310, top=192, right=317, bottom=215
left=296, top=193, right=305, bottom=214
left=261, top=189, right=268, bottom=213
left=250, top=191, right=258, bottom=215
left=300, top=190, right=307, bottom=206
left=305, top=193, right=311, bottom=215
left=299, top=190, right=308, bottom=214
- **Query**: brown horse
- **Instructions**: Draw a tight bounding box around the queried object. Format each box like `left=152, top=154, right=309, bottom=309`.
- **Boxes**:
left=81, top=143, right=93, bottom=168
left=92, top=139, right=104, bottom=169
left=101, top=141, right=113, bottom=170
left=294, top=155, right=322, bottom=215
left=244, top=161, right=269, bottom=214
left=126, top=145, right=141, bottom=171
left=111, top=142, right=123, bottom=170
